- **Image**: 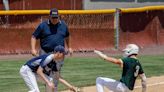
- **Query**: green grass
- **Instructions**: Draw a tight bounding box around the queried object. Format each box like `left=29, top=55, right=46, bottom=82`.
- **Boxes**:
left=0, top=55, right=164, bottom=92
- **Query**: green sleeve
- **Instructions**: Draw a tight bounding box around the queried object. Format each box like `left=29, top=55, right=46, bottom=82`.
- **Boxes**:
left=139, top=62, right=144, bottom=74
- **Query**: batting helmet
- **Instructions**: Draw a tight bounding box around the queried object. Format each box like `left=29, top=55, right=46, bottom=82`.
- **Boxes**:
left=123, top=44, right=139, bottom=57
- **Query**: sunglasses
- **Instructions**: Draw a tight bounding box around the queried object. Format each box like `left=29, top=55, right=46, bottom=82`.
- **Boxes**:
left=51, top=17, right=58, bottom=19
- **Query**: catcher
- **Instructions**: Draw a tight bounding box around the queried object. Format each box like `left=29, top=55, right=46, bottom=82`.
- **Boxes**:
left=94, top=44, right=147, bottom=92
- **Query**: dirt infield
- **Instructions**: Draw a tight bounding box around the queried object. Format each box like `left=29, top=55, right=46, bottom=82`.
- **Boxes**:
left=62, top=76, right=164, bottom=92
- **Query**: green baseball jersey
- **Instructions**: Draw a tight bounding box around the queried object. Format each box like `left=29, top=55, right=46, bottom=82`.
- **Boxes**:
left=120, top=57, right=144, bottom=90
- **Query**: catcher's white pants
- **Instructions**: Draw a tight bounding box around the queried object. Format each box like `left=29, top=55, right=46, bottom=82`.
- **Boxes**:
left=19, top=65, right=58, bottom=92
left=96, top=77, right=130, bottom=92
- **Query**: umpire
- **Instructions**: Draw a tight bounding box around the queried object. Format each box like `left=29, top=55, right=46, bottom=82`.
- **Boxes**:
left=31, top=8, right=72, bottom=92
left=31, top=8, right=72, bottom=56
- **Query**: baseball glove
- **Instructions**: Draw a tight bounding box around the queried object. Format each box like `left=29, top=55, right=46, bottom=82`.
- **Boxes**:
left=71, top=87, right=82, bottom=92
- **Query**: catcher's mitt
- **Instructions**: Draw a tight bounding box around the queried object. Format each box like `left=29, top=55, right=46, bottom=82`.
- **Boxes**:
left=75, top=87, right=81, bottom=92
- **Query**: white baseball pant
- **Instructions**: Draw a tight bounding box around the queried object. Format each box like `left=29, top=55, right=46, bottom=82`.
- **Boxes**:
left=96, top=77, right=130, bottom=92
left=19, top=65, right=58, bottom=92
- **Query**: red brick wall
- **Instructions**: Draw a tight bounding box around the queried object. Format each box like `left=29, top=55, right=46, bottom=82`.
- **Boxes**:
left=119, top=11, right=164, bottom=48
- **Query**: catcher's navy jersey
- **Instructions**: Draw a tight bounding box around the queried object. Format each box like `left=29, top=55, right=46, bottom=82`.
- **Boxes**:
left=25, top=54, right=58, bottom=74
left=120, top=57, right=144, bottom=90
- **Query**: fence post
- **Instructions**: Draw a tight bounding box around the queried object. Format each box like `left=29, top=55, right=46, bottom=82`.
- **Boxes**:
left=2, top=0, right=9, bottom=10
left=135, top=0, right=138, bottom=3
left=114, top=8, right=121, bottom=49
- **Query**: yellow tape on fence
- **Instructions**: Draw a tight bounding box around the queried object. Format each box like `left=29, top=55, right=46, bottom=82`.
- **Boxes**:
left=0, top=10, right=48, bottom=15
left=0, top=5, right=163, bottom=15
left=60, top=9, right=115, bottom=14
left=0, top=9, right=116, bottom=15
left=120, top=5, right=164, bottom=13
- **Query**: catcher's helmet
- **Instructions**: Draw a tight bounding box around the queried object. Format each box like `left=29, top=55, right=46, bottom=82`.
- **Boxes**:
left=123, top=44, right=139, bottom=57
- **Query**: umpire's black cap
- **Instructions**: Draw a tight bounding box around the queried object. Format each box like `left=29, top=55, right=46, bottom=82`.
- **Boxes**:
left=50, top=8, right=59, bottom=18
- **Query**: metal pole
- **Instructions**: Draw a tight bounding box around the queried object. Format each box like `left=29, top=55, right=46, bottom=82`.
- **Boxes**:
left=74, top=0, right=76, bottom=10
left=2, top=0, right=9, bottom=26
left=23, top=0, right=25, bottom=10
left=114, top=8, right=121, bottom=49
left=71, top=0, right=73, bottom=10
left=2, top=0, right=9, bottom=10
left=135, top=0, right=138, bottom=3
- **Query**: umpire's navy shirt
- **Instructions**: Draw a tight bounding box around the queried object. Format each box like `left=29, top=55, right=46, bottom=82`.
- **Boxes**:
left=32, top=19, right=69, bottom=53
